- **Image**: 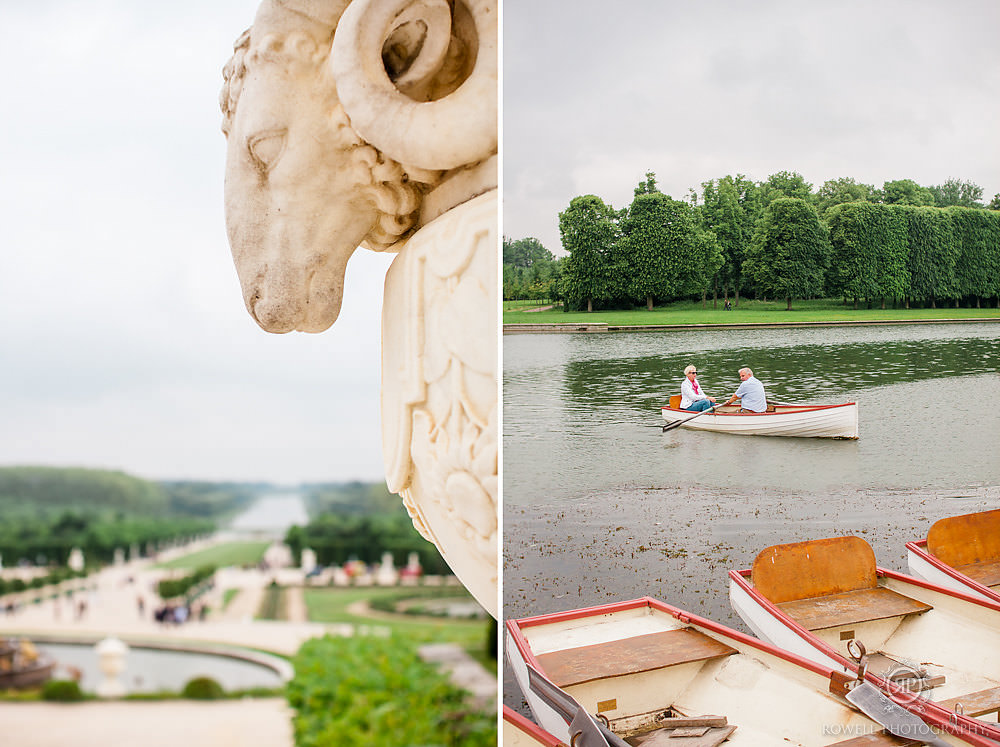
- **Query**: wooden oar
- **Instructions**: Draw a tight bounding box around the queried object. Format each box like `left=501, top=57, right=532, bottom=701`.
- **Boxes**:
left=662, top=402, right=723, bottom=432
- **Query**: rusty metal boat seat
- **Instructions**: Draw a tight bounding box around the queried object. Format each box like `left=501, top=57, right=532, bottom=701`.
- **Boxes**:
left=927, top=508, right=1000, bottom=588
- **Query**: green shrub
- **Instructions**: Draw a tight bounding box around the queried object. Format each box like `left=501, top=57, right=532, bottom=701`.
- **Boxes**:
left=41, top=679, right=84, bottom=702
left=181, top=676, right=224, bottom=700
left=288, top=634, right=495, bottom=747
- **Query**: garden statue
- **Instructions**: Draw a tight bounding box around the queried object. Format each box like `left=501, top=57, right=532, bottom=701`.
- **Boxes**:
left=221, top=0, right=497, bottom=616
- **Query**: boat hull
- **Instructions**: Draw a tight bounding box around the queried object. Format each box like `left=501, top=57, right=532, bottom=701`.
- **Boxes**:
left=507, top=596, right=983, bottom=745
left=907, top=541, right=1000, bottom=605
left=729, top=566, right=1000, bottom=741
left=661, top=402, right=859, bottom=438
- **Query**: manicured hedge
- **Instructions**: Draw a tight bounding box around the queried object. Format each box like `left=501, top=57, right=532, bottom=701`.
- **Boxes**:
left=949, top=206, right=1000, bottom=303
left=828, top=202, right=1000, bottom=306
left=287, top=635, right=495, bottom=747
left=157, top=565, right=215, bottom=600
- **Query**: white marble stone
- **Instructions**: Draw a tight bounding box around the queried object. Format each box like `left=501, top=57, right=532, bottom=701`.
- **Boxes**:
left=95, top=637, right=129, bottom=698
left=67, top=548, right=85, bottom=573
left=221, top=0, right=498, bottom=617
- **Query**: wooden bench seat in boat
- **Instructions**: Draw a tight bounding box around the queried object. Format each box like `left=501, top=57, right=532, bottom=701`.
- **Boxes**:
left=775, top=587, right=931, bottom=631
left=534, top=628, right=737, bottom=689
left=937, top=684, right=1000, bottom=718
left=752, top=536, right=931, bottom=631
left=927, top=508, right=1000, bottom=588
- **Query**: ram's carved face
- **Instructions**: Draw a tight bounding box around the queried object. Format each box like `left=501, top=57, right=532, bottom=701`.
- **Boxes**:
left=221, top=0, right=497, bottom=334
left=224, top=35, right=375, bottom=334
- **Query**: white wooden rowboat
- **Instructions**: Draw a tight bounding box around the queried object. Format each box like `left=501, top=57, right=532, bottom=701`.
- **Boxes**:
left=729, top=536, right=1000, bottom=742
left=507, top=596, right=986, bottom=746
left=906, top=509, right=1000, bottom=606
left=661, top=396, right=859, bottom=439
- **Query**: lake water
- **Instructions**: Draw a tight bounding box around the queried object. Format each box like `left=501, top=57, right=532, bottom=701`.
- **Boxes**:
left=228, top=491, right=309, bottom=536
left=503, top=322, right=1000, bottom=501
left=502, top=322, right=1000, bottom=710
left=37, top=641, right=285, bottom=694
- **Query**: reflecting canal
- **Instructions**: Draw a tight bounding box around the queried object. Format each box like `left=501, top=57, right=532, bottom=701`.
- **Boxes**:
left=504, top=322, right=1000, bottom=502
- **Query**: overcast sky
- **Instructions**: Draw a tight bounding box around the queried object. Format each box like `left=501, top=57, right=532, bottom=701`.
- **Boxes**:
left=503, top=0, right=1000, bottom=254
left=0, top=1, right=394, bottom=484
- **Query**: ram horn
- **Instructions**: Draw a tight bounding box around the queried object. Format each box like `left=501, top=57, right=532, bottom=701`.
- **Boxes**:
left=330, top=0, right=497, bottom=171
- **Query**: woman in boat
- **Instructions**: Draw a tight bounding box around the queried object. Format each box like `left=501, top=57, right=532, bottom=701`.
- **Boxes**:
left=724, top=367, right=767, bottom=412
left=680, top=365, right=716, bottom=411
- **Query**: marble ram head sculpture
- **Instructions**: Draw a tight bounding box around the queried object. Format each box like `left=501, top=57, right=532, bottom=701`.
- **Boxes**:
left=221, top=0, right=498, bottom=616
left=220, top=0, right=496, bottom=332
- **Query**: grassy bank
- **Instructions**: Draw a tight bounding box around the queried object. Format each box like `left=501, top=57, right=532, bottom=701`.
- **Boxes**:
left=155, top=541, right=270, bottom=569
left=303, top=587, right=490, bottom=663
left=503, top=298, right=1000, bottom=326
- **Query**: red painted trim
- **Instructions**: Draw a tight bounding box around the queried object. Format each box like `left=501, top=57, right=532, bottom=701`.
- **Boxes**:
left=905, top=541, right=1000, bottom=605
left=880, top=564, right=1000, bottom=611
left=661, top=402, right=856, bottom=416
left=503, top=706, right=566, bottom=746
left=731, top=567, right=1000, bottom=741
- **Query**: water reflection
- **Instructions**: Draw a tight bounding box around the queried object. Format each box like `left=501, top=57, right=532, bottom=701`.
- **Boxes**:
left=38, top=641, right=284, bottom=694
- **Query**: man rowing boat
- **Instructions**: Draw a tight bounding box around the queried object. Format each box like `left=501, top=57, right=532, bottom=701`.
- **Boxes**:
left=724, top=367, right=767, bottom=413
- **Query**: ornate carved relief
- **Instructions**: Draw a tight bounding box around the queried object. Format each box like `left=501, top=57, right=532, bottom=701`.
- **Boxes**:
left=383, top=191, right=497, bottom=616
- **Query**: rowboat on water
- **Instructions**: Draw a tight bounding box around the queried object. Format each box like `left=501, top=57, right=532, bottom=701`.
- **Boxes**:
left=906, top=508, right=1000, bottom=606
left=661, top=396, right=859, bottom=439
left=506, top=596, right=987, bottom=746
left=729, top=536, right=1000, bottom=742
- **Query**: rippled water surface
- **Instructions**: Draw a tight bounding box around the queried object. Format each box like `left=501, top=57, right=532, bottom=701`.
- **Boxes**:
left=504, top=323, right=1000, bottom=503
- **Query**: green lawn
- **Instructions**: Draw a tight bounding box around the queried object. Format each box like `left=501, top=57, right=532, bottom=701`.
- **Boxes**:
left=303, top=587, right=491, bottom=662
left=503, top=297, right=1000, bottom=326
left=154, top=541, right=270, bottom=569
left=503, top=299, right=555, bottom=311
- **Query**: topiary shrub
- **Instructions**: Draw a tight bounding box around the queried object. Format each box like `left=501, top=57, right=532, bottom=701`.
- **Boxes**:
left=41, top=679, right=84, bottom=702
left=181, top=676, right=224, bottom=700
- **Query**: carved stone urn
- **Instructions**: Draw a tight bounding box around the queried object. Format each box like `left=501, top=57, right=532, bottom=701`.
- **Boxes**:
left=221, top=0, right=497, bottom=616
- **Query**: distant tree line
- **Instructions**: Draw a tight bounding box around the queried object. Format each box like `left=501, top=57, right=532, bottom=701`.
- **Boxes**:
left=503, top=236, right=561, bottom=302
left=504, top=172, right=1000, bottom=311
left=0, top=511, right=213, bottom=567
left=0, top=467, right=259, bottom=567
left=302, top=480, right=407, bottom=517
left=0, top=467, right=257, bottom=520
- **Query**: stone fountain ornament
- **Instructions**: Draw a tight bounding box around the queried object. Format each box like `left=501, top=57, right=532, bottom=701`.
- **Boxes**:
left=95, top=636, right=129, bottom=698
left=221, top=0, right=497, bottom=616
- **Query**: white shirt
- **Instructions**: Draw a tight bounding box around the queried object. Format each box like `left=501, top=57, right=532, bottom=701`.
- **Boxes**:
left=680, top=377, right=709, bottom=409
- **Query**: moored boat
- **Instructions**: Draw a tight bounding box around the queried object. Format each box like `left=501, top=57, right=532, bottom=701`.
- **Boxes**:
left=906, top=508, right=1000, bottom=605
left=729, top=536, right=1000, bottom=741
left=507, top=596, right=985, bottom=745
left=661, top=397, right=859, bottom=439
left=503, top=706, right=569, bottom=747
